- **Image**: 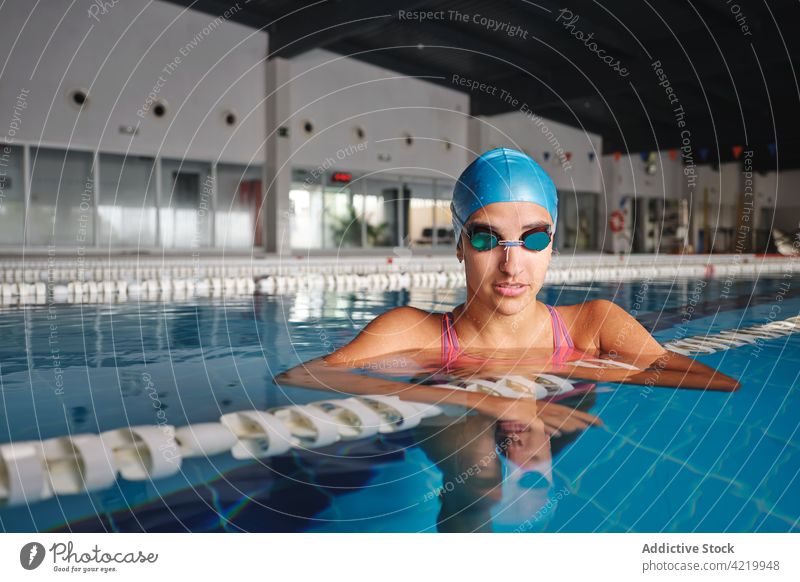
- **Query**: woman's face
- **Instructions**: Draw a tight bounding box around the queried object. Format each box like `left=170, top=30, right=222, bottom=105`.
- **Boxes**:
left=456, top=201, right=553, bottom=317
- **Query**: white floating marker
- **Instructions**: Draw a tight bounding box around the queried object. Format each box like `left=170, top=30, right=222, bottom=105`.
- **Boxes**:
left=221, top=410, right=292, bottom=459
left=357, top=395, right=422, bottom=432
left=40, top=434, right=117, bottom=495
left=269, top=405, right=340, bottom=448
left=0, top=441, right=50, bottom=505
left=309, top=398, right=384, bottom=439
left=499, top=375, right=549, bottom=399
left=533, top=374, right=576, bottom=397
left=573, top=358, right=641, bottom=371
left=174, top=422, right=238, bottom=458
left=101, top=425, right=182, bottom=480
left=465, top=378, right=525, bottom=399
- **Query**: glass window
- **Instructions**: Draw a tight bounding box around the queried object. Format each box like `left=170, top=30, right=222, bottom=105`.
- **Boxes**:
left=289, top=187, right=323, bottom=249
left=363, top=177, right=400, bottom=247
left=324, top=183, right=358, bottom=248
left=556, top=191, right=598, bottom=252
left=160, top=159, right=212, bottom=248
left=351, top=183, right=367, bottom=248
left=0, top=144, right=25, bottom=245
left=28, top=147, right=94, bottom=247
left=289, top=168, right=323, bottom=249
left=97, top=154, right=156, bottom=247
left=404, top=180, right=436, bottom=247
left=216, top=163, right=262, bottom=249
left=435, top=179, right=455, bottom=246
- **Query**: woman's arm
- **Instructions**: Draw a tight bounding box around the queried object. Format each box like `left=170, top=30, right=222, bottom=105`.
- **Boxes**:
left=430, top=351, right=739, bottom=391
left=590, top=299, right=666, bottom=358
left=588, top=299, right=740, bottom=391
left=614, top=350, right=741, bottom=391
left=275, top=307, right=543, bottom=422
left=276, top=356, right=544, bottom=422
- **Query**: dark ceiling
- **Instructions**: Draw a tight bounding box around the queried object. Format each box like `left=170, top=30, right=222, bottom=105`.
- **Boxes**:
left=167, top=0, right=800, bottom=171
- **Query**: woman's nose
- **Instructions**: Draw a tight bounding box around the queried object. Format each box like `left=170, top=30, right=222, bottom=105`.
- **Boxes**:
left=499, top=243, right=523, bottom=273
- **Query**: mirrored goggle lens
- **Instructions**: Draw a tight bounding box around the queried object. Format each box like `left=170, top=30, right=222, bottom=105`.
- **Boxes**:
left=470, top=231, right=497, bottom=251
left=523, top=230, right=551, bottom=251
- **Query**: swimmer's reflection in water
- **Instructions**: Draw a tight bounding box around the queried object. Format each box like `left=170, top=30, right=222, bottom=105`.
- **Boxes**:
left=276, top=349, right=736, bottom=531
left=408, top=367, right=597, bottom=532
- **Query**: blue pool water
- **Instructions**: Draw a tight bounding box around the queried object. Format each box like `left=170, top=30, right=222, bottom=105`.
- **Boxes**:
left=0, top=275, right=798, bottom=532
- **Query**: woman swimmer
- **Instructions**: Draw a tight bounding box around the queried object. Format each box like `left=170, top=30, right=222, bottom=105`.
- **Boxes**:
left=277, top=148, right=739, bottom=425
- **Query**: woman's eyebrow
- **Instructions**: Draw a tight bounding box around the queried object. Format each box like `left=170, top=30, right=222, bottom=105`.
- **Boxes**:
left=521, top=221, right=551, bottom=230
left=467, top=220, right=550, bottom=235
left=466, top=222, right=494, bottom=231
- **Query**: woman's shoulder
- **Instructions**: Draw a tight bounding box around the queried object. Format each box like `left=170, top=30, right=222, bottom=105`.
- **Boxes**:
left=373, top=306, right=446, bottom=327
left=325, top=306, right=443, bottom=365
left=556, top=299, right=618, bottom=315
left=556, top=299, right=664, bottom=354
left=356, top=306, right=443, bottom=340
left=553, top=300, right=623, bottom=350
left=552, top=299, right=613, bottom=319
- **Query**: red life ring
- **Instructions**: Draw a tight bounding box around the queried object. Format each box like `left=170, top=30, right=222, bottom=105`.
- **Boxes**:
left=609, top=210, right=625, bottom=233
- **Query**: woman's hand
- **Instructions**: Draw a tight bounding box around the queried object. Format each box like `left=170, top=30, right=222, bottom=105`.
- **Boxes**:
left=537, top=402, right=602, bottom=436
left=484, top=396, right=601, bottom=436
left=484, top=396, right=540, bottom=425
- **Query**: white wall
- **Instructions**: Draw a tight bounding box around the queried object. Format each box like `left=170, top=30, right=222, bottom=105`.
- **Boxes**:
left=474, top=112, right=603, bottom=193
left=600, top=154, right=686, bottom=202
left=747, top=169, right=800, bottom=233
left=0, top=0, right=267, bottom=164
left=7, top=1, right=795, bottom=253
left=286, top=49, right=469, bottom=181
left=690, top=162, right=800, bottom=250
left=600, top=153, right=686, bottom=250
left=600, top=151, right=800, bottom=252
left=691, top=162, right=738, bottom=251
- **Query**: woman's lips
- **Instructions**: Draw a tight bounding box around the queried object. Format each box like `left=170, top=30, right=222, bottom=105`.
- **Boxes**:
left=494, top=282, right=528, bottom=297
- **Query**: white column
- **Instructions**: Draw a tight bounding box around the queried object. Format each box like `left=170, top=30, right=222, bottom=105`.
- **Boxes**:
left=210, top=162, right=217, bottom=248
left=466, top=116, right=482, bottom=162
left=264, top=57, right=292, bottom=255
left=92, top=149, right=99, bottom=248
left=155, top=156, right=162, bottom=248
left=22, top=143, right=30, bottom=247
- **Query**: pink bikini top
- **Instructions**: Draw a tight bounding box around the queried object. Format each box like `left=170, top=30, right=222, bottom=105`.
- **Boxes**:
left=441, top=304, right=577, bottom=370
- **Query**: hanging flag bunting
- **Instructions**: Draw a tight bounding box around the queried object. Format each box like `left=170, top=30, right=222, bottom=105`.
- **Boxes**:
left=768, top=143, right=777, bottom=157
left=668, top=149, right=678, bottom=161
left=699, top=147, right=710, bottom=161
left=588, top=152, right=595, bottom=162
left=640, top=151, right=649, bottom=162
left=732, top=145, right=743, bottom=160
left=543, top=151, right=551, bottom=161
left=565, top=151, right=572, bottom=161
left=613, top=151, right=622, bottom=162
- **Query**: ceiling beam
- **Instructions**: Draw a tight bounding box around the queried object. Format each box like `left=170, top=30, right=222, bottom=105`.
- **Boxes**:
left=268, top=0, right=428, bottom=59
left=325, top=39, right=457, bottom=89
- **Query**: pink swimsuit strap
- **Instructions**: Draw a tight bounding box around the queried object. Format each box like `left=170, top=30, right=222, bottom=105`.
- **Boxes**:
left=441, top=311, right=461, bottom=367
left=441, top=304, right=575, bottom=369
left=545, top=304, right=575, bottom=351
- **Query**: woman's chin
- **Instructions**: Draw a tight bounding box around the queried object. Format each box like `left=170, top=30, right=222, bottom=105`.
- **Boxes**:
left=490, top=292, right=531, bottom=315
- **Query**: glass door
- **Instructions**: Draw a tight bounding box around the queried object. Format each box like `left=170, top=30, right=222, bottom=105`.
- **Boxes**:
left=556, top=191, right=598, bottom=252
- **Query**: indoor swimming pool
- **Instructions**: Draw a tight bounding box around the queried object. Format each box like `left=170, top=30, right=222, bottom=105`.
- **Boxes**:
left=0, top=275, right=798, bottom=532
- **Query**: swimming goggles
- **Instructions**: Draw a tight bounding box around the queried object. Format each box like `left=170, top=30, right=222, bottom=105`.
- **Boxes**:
left=464, top=224, right=553, bottom=253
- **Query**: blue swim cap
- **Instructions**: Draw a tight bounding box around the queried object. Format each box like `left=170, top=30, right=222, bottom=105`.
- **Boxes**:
left=451, top=148, right=558, bottom=245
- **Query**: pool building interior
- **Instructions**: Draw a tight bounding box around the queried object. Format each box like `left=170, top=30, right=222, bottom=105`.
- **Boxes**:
left=0, top=0, right=798, bottom=533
